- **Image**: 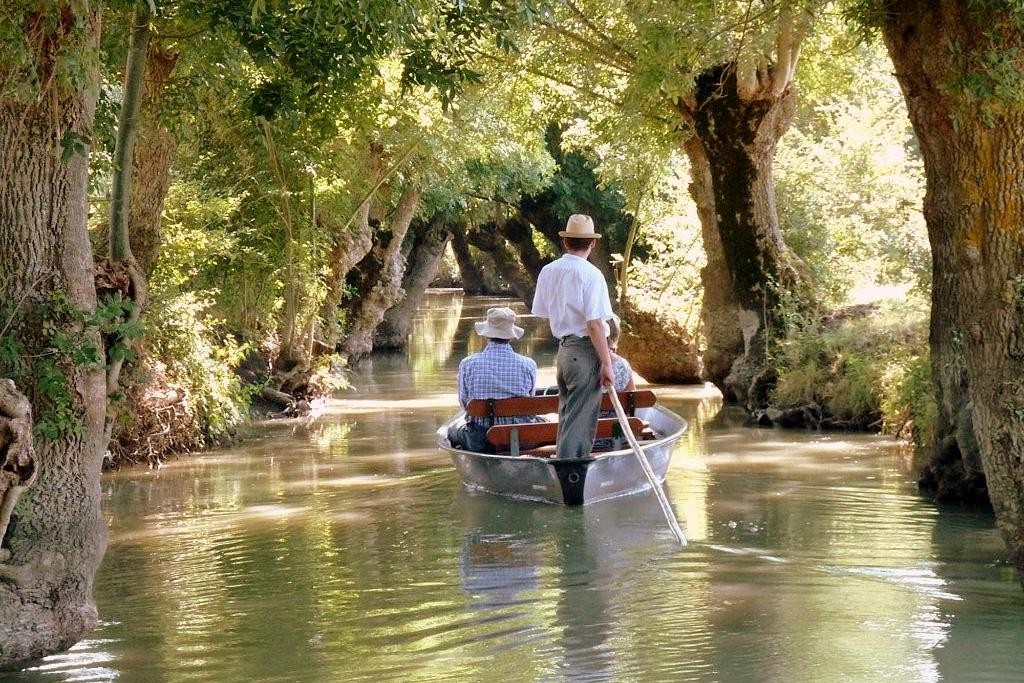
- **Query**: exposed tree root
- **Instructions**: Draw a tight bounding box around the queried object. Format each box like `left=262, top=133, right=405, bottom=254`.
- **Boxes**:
left=0, top=379, right=37, bottom=583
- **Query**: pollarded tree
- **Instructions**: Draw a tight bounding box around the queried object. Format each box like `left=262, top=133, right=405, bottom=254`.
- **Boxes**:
left=871, top=0, right=1024, bottom=582
left=0, top=2, right=109, bottom=667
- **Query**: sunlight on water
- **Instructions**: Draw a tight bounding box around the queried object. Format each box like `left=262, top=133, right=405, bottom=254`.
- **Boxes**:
left=12, top=291, right=1024, bottom=682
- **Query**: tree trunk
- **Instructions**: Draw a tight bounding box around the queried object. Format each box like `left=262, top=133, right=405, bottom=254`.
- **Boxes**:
left=683, top=137, right=743, bottom=392
left=466, top=222, right=537, bottom=307
left=319, top=148, right=384, bottom=346
left=450, top=224, right=486, bottom=295
left=882, top=1, right=1024, bottom=579
left=128, top=41, right=178, bottom=279
left=503, top=213, right=549, bottom=281
left=375, top=218, right=452, bottom=349
left=0, top=10, right=107, bottom=667
left=340, top=186, right=421, bottom=363
left=692, top=62, right=801, bottom=408
left=918, top=227, right=985, bottom=503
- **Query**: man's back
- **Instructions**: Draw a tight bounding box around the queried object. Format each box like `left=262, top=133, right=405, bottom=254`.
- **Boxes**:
left=458, top=342, right=537, bottom=412
left=533, top=254, right=611, bottom=339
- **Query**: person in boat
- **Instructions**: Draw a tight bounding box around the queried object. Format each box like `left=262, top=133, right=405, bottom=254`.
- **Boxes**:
left=607, top=316, right=636, bottom=393
left=531, top=214, right=615, bottom=459
left=594, top=316, right=637, bottom=451
left=448, top=307, right=539, bottom=453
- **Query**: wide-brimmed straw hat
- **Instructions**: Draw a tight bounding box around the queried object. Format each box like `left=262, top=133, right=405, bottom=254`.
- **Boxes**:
left=558, top=213, right=602, bottom=239
left=475, top=307, right=524, bottom=340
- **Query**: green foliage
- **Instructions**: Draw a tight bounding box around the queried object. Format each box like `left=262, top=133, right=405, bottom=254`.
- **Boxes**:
left=772, top=297, right=936, bottom=437
left=141, top=291, right=253, bottom=441
left=0, top=289, right=140, bottom=440
left=776, top=36, right=929, bottom=305
left=882, top=353, right=938, bottom=449
left=0, top=1, right=101, bottom=102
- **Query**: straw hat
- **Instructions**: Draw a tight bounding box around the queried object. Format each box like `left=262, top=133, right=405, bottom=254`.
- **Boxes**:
left=475, top=307, right=524, bottom=339
left=558, top=213, right=602, bottom=239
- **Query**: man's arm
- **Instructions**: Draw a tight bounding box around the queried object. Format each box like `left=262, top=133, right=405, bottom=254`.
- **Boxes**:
left=586, top=318, right=615, bottom=387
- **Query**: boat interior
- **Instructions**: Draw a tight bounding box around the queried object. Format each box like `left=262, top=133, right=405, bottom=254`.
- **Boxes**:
left=464, top=390, right=660, bottom=458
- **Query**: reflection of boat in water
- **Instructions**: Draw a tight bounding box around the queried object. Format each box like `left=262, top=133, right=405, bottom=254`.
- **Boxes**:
left=453, top=491, right=679, bottom=678
left=437, top=395, right=688, bottom=506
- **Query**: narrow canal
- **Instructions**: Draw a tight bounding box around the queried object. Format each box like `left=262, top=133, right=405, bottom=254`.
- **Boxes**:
left=12, top=292, right=1024, bottom=682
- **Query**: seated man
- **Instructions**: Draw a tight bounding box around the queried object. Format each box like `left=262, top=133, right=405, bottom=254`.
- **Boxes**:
left=448, top=307, right=538, bottom=453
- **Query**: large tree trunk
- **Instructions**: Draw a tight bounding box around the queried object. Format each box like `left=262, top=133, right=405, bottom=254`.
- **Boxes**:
left=375, top=219, right=452, bottom=349
left=319, top=147, right=384, bottom=346
left=128, top=41, right=178, bottom=279
left=0, top=9, right=108, bottom=667
left=882, top=2, right=1024, bottom=579
left=502, top=213, right=549, bottom=281
left=683, top=137, right=744, bottom=391
left=450, top=225, right=487, bottom=295
left=692, top=62, right=801, bottom=407
left=466, top=222, right=537, bottom=307
left=340, top=186, right=421, bottom=363
left=918, top=228, right=985, bottom=503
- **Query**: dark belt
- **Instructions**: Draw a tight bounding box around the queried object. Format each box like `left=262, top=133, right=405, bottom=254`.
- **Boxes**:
left=559, top=335, right=596, bottom=350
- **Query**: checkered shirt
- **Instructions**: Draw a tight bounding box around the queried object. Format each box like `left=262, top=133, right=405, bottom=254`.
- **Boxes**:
left=458, top=342, right=537, bottom=426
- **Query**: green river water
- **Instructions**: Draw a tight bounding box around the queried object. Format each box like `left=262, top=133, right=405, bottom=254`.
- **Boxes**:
left=9, top=291, right=1024, bottom=682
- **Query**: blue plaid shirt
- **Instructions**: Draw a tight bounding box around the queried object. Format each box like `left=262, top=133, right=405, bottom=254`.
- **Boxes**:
left=458, top=342, right=537, bottom=426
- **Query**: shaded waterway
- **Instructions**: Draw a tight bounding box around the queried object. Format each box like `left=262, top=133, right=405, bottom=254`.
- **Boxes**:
left=12, top=291, right=1024, bottom=682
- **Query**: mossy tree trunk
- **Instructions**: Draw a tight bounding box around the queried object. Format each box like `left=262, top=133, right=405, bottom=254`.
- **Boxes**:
left=682, top=136, right=743, bottom=389
left=466, top=222, right=537, bottom=307
left=319, top=145, right=384, bottom=347
left=340, top=186, right=421, bottom=363
left=689, top=62, right=802, bottom=407
left=450, top=223, right=487, bottom=295
left=0, top=8, right=108, bottom=668
left=882, top=0, right=1024, bottom=578
left=502, top=213, right=549, bottom=281
left=128, top=40, right=178, bottom=280
left=375, top=218, right=452, bottom=349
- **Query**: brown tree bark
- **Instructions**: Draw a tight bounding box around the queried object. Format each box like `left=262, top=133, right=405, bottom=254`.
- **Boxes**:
left=340, top=186, right=421, bottom=362
left=128, top=41, right=179, bottom=279
left=375, top=218, right=452, bottom=349
left=691, top=62, right=802, bottom=407
left=0, top=9, right=107, bottom=667
left=450, top=224, right=487, bottom=295
left=319, top=147, right=384, bottom=346
left=682, top=136, right=743, bottom=391
left=882, top=1, right=1024, bottom=578
left=466, top=222, right=537, bottom=307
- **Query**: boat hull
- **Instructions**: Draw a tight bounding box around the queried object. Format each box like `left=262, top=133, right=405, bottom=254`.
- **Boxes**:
left=438, top=405, right=687, bottom=505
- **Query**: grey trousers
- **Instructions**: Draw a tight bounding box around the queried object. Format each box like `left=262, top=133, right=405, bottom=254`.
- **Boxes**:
left=556, top=335, right=603, bottom=459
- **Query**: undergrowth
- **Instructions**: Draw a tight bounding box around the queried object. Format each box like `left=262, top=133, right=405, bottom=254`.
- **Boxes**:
left=772, top=296, right=937, bottom=445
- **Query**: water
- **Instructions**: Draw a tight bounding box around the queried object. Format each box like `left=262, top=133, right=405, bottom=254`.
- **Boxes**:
left=10, top=292, right=1024, bottom=682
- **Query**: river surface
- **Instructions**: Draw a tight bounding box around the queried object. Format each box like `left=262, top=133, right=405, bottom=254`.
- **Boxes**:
left=10, top=291, right=1024, bottom=682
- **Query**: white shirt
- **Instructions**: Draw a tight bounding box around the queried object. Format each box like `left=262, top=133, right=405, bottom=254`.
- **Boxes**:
left=532, top=254, right=614, bottom=338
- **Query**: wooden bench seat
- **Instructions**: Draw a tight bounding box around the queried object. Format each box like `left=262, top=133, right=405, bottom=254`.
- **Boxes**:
left=466, top=390, right=656, bottom=420
left=487, top=417, right=645, bottom=455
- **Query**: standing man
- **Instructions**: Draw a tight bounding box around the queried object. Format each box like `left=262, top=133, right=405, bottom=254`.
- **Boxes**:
left=532, top=214, right=615, bottom=459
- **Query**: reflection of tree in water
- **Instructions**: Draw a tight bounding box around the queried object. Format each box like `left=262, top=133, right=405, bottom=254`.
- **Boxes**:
left=406, top=290, right=464, bottom=375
